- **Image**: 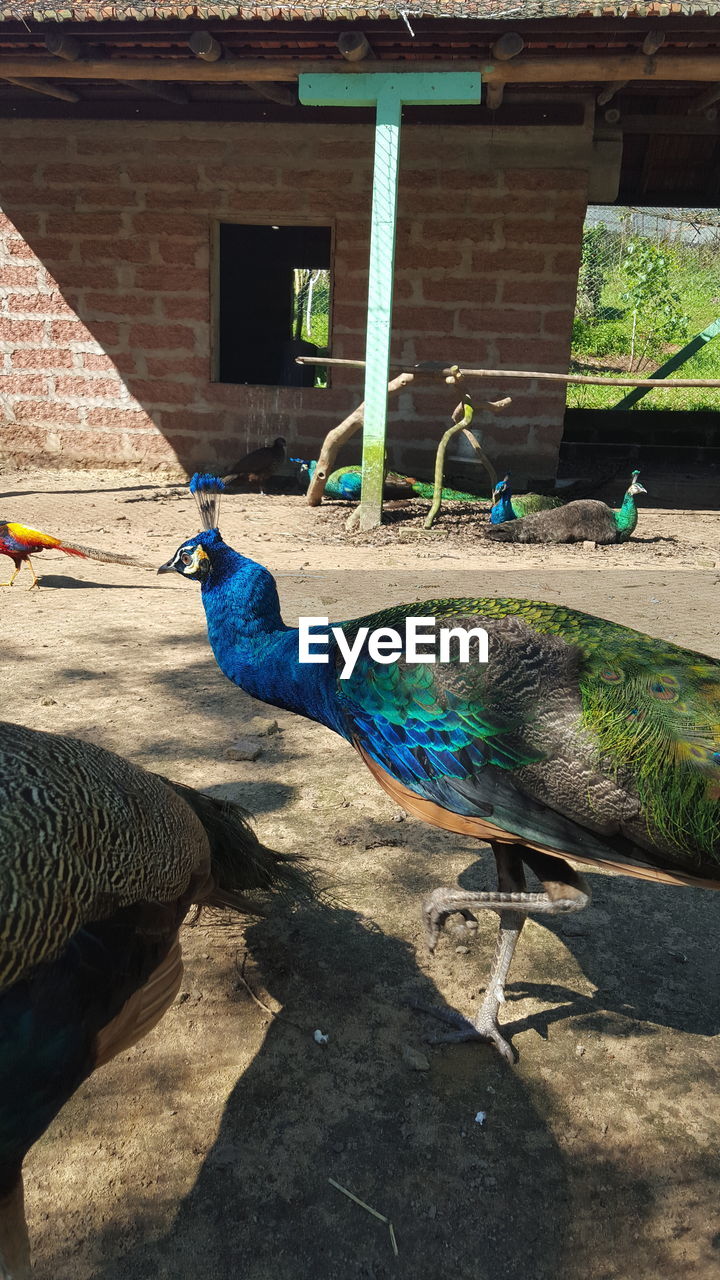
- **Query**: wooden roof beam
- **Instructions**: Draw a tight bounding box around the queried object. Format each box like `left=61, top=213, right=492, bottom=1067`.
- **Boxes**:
left=46, top=29, right=188, bottom=105
left=595, top=30, right=665, bottom=109
left=337, top=31, right=375, bottom=62
left=188, top=30, right=297, bottom=107
left=1, top=55, right=720, bottom=86
left=3, top=77, right=79, bottom=103
left=688, top=83, right=720, bottom=116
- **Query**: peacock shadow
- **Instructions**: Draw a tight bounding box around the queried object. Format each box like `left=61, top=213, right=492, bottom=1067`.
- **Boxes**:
left=81, top=904, right=578, bottom=1280
left=453, top=857, right=720, bottom=1041
left=33, top=574, right=162, bottom=590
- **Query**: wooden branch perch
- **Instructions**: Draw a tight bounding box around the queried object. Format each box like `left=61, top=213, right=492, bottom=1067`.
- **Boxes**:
left=305, top=372, right=414, bottom=507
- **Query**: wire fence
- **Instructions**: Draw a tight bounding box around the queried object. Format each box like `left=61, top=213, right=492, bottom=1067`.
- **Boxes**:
left=568, top=206, right=720, bottom=411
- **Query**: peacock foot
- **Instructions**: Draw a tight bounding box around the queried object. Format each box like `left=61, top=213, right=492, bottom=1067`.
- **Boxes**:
left=412, top=999, right=516, bottom=1065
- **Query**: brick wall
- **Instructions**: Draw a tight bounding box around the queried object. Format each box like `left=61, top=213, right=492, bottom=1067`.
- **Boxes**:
left=0, top=119, right=590, bottom=486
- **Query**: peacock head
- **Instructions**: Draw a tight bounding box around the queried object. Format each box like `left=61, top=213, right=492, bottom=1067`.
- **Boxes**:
left=492, top=475, right=512, bottom=505
left=627, top=469, right=647, bottom=497
left=158, top=474, right=226, bottom=582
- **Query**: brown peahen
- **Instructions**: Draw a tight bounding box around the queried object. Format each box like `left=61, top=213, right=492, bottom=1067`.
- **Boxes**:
left=484, top=470, right=646, bottom=544
left=0, top=720, right=308, bottom=1279
left=222, top=437, right=287, bottom=493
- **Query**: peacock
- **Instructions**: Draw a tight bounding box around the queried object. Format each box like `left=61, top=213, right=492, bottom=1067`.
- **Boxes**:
left=485, top=470, right=646, bottom=544
left=222, top=437, right=286, bottom=494
left=159, top=475, right=720, bottom=1064
left=0, top=521, right=143, bottom=589
left=293, top=459, right=485, bottom=503
left=490, top=475, right=563, bottom=525
left=0, top=719, right=308, bottom=1279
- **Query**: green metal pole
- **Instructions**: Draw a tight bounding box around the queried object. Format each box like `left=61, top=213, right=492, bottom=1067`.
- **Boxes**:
left=360, top=86, right=402, bottom=529
left=614, top=315, right=720, bottom=410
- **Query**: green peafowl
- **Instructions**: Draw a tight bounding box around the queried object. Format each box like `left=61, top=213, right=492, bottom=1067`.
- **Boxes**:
left=293, top=459, right=485, bottom=503
left=490, top=475, right=563, bottom=525
left=485, top=470, right=646, bottom=544
left=0, top=719, right=308, bottom=1279
left=160, top=475, right=720, bottom=1065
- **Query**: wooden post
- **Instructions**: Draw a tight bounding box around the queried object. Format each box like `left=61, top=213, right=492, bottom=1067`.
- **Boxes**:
left=299, top=71, right=481, bottom=530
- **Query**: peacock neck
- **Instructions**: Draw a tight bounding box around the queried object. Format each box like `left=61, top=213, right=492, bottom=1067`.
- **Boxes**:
left=200, top=543, right=348, bottom=737
left=490, top=494, right=516, bottom=525
left=613, top=491, right=639, bottom=540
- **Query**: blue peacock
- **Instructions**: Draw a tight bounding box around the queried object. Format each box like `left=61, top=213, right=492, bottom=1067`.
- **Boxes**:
left=293, top=458, right=485, bottom=503
left=159, top=474, right=720, bottom=1062
left=486, top=470, right=647, bottom=543
left=489, top=474, right=563, bottom=525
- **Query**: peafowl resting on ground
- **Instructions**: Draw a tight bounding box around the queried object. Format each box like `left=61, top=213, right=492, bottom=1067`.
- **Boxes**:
left=294, top=459, right=484, bottom=503
left=489, top=475, right=563, bottom=525
left=0, top=720, right=308, bottom=1279
left=222, top=437, right=287, bottom=493
left=0, top=521, right=142, bottom=589
left=485, top=470, right=646, bottom=544
left=160, top=474, right=720, bottom=1064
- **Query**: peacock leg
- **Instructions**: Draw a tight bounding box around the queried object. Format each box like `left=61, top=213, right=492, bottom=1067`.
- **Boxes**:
left=25, top=557, right=39, bottom=590
left=0, top=1175, right=31, bottom=1280
left=0, top=563, right=21, bottom=588
left=417, top=846, right=590, bottom=1063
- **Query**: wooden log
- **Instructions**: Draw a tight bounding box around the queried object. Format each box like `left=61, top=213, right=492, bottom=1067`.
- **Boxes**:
left=44, top=33, right=82, bottom=61
left=642, top=31, right=666, bottom=57
left=305, top=372, right=414, bottom=507
left=485, top=83, right=504, bottom=111
left=296, top=356, right=720, bottom=391
left=4, top=78, right=79, bottom=103
left=188, top=32, right=296, bottom=105
left=130, top=81, right=189, bottom=105
left=337, top=32, right=374, bottom=62
left=1, top=54, right=720, bottom=86
left=491, top=34, right=525, bottom=62
left=689, top=83, right=720, bottom=115
left=189, top=31, right=223, bottom=63
left=597, top=81, right=628, bottom=106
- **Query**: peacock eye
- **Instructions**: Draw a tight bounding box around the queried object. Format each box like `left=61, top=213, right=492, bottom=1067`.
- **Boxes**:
left=181, top=552, right=192, bottom=565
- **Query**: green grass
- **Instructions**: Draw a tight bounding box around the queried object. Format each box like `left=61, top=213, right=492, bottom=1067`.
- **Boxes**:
left=568, top=244, right=720, bottom=411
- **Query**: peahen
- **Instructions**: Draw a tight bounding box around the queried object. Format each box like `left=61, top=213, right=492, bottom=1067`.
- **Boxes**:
left=0, top=520, right=143, bottom=589
left=159, top=474, right=720, bottom=1065
left=485, top=470, right=646, bottom=544
left=489, top=475, right=563, bottom=525
left=294, top=459, right=484, bottom=503
left=222, top=437, right=286, bottom=494
left=0, top=719, right=308, bottom=1279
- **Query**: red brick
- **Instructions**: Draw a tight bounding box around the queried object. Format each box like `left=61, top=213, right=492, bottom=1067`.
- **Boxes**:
left=504, top=218, right=583, bottom=247
left=85, top=292, right=157, bottom=317
left=125, top=379, right=196, bottom=406
left=419, top=218, right=498, bottom=245
left=6, top=292, right=78, bottom=318
left=494, top=338, right=567, bottom=367
left=43, top=165, right=119, bottom=187
left=1, top=212, right=43, bottom=236
left=131, top=212, right=208, bottom=238
left=471, top=248, right=548, bottom=276
left=421, top=277, right=498, bottom=305
left=504, top=169, right=586, bottom=192
left=50, top=319, right=121, bottom=348
left=0, top=373, right=49, bottom=395
left=8, top=237, right=68, bottom=262
left=551, top=249, right=582, bottom=276
left=12, top=348, right=74, bottom=370
left=85, top=407, right=157, bottom=431
left=542, top=310, right=574, bottom=337
left=204, top=166, right=278, bottom=188
left=0, top=319, right=46, bottom=343
left=54, top=375, right=124, bottom=399
left=11, top=400, right=82, bottom=425
left=83, top=351, right=139, bottom=374
left=51, top=265, right=120, bottom=290
left=0, top=266, right=41, bottom=287
left=129, top=323, right=196, bottom=351
left=145, top=355, right=208, bottom=379
left=133, top=266, right=207, bottom=294
left=46, top=213, right=125, bottom=237
left=77, top=188, right=142, bottom=210
left=502, top=278, right=576, bottom=306
left=392, top=305, right=454, bottom=332
left=156, top=239, right=205, bottom=266
left=160, top=297, right=209, bottom=322
left=82, top=239, right=154, bottom=264
left=461, top=308, right=542, bottom=336
left=145, top=189, right=212, bottom=212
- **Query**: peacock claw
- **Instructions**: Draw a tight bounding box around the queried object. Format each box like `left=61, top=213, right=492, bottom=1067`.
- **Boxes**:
left=412, top=1002, right=516, bottom=1064
left=422, top=891, right=478, bottom=953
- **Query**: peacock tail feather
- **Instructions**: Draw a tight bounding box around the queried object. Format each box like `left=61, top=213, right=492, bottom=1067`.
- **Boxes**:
left=511, top=494, right=564, bottom=516
left=409, top=481, right=487, bottom=502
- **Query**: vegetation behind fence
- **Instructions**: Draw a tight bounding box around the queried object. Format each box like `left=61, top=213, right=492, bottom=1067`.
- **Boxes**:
left=568, top=206, right=720, bottom=411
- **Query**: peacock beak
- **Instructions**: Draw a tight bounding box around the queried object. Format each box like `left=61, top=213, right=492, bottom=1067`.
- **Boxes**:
left=157, top=558, right=176, bottom=574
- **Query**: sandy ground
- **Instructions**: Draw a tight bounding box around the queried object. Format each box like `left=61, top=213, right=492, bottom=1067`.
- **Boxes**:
left=1, top=467, right=719, bottom=1280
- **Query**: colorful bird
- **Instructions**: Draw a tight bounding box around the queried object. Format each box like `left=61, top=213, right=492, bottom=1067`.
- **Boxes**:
left=222, top=436, right=287, bottom=493
left=294, top=458, right=485, bottom=503
left=159, top=475, right=720, bottom=1063
left=0, top=718, right=309, bottom=1278
left=485, top=470, right=646, bottom=544
left=0, top=521, right=142, bottom=589
left=489, top=475, right=563, bottom=524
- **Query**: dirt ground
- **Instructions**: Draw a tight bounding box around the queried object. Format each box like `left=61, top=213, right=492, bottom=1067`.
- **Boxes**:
left=2, top=466, right=719, bottom=1280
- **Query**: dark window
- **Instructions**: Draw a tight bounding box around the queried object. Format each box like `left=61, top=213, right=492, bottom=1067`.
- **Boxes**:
left=217, top=223, right=331, bottom=387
